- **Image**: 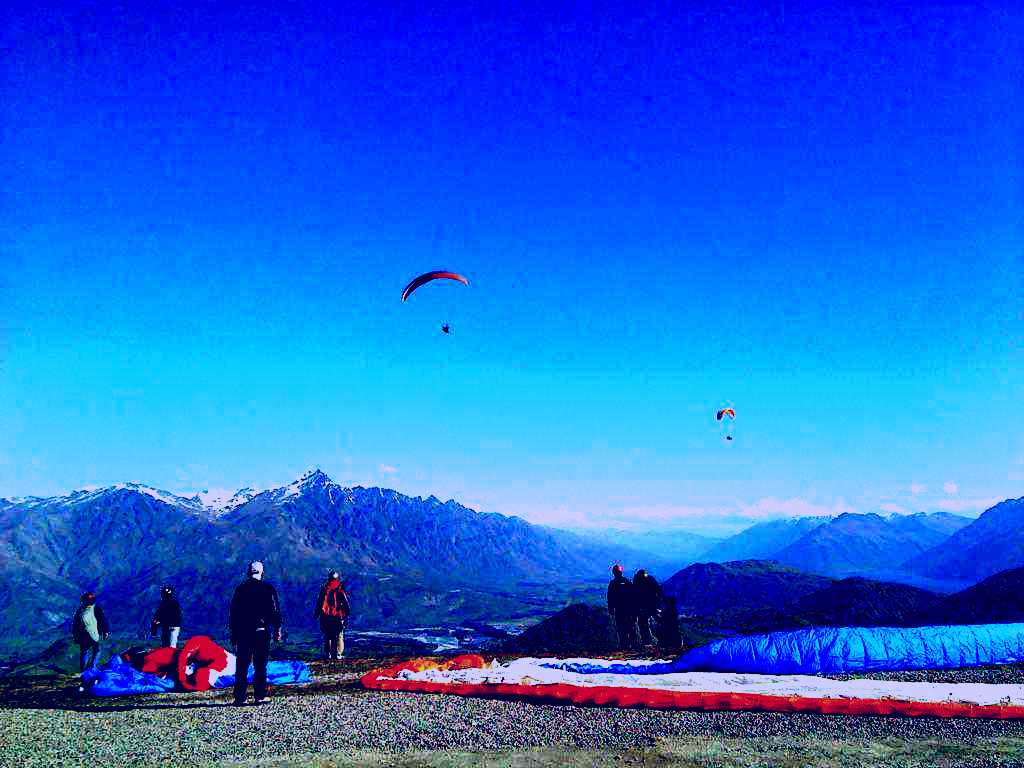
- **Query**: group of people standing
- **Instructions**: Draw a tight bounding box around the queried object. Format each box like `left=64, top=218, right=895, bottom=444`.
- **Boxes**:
left=607, top=564, right=671, bottom=650
left=70, top=562, right=351, bottom=705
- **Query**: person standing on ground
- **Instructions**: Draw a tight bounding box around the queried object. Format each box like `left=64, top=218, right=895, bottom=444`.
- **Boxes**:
left=607, top=564, right=638, bottom=650
left=229, top=561, right=282, bottom=706
left=150, top=585, right=183, bottom=648
left=72, top=592, right=110, bottom=675
left=633, top=569, right=663, bottom=647
left=313, top=570, right=349, bottom=660
left=657, top=595, right=682, bottom=650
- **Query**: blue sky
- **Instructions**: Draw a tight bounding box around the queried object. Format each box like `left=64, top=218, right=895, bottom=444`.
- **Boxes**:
left=2, top=3, right=1021, bottom=534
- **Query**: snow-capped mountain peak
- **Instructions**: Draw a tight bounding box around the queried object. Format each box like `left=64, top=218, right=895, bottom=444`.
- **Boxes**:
left=275, top=469, right=338, bottom=500
left=26, top=483, right=207, bottom=511
left=189, top=487, right=259, bottom=513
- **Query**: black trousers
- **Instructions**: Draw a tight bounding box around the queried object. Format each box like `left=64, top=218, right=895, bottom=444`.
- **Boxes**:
left=636, top=611, right=657, bottom=645
left=78, top=640, right=101, bottom=672
left=233, top=631, right=271, bottom=703
left=614, top=613, right=639, bottom=650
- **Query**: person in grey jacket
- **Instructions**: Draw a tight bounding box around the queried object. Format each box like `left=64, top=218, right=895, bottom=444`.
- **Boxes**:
left=72, top=592, right=110, bottom=672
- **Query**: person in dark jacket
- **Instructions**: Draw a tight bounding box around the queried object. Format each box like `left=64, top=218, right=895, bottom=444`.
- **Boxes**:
left=633, top=569, right=663, bottom=646
left=607, top=564, right=638, bottom=650
left=656, top=596, right=682, bottom=650
left=72, top=592, right=110, bottom=674
left=313, top=570, right=349, bottom=660
left=150, top=585, right=183, bottom=648
left=229, top=561, right=282, bottom=706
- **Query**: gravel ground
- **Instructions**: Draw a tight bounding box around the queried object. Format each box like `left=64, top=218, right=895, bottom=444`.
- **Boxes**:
left=3, top=662, right=1024, bottom=768
left=826, top=665, right=1024, bottom=684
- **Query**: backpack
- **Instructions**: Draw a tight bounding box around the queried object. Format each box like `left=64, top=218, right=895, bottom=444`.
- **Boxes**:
left=321, top=582, right=348, bottom=619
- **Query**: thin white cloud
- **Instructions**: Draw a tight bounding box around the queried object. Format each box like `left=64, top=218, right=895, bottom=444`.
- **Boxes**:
left=935, top=497, right=1000, bottom=514
left=943, top=481, right=959, bottom=495
left=735, top=496, right=856, bottom=521
left=879, top=502, right=906, bottom=513
left=379, top=464, right=399, bottom=475
left=533, top=496, right=855, bottom=535
left=909, top=483, right=926, bottom=496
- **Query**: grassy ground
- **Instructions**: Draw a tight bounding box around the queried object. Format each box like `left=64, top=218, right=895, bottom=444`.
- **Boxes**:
left=222, top=736, right=1024, bottom=768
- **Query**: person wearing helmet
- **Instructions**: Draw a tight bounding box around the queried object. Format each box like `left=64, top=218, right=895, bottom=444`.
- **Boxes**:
left=229, top=561, right=283, bottom=706
left=607, top=564, right=638, bottom=650
left=72, top=592, right=110, bottom=673
left=313, top=570, right=349, bottom=660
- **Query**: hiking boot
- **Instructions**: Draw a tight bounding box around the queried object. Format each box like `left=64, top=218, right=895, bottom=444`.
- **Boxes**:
left=254, top=696, right=270, bottom=705
left=231, top=699, right=247, bottom=707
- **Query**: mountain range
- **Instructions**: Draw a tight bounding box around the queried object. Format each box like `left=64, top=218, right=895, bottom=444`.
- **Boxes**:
left=2, top=471, right=1021, bottom=663
left=563, top=528, right=721, bottom=575
left=701, top=517, right=829, bottom=562
left=771, top=511, right=970, bottom=577
left=0, top=470, right=643, bottom=660
left=902, top=497, right=1024, bottom=583
left=699, top=510, right=979, bottom=586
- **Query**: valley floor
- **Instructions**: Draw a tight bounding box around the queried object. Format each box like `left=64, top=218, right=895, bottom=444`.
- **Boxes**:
left=3, top=661, right=1024, bottom=768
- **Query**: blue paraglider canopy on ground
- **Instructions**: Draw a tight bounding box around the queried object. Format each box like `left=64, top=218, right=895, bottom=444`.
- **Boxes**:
left=83, top=653, right=312, bottom=697
left=548, top=623, right=1024, bottom=676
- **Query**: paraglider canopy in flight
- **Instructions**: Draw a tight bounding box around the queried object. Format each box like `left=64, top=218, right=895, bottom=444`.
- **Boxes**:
left=401, top=271, right=469, bottom=301
left=716, top=408, right=736, bottom=421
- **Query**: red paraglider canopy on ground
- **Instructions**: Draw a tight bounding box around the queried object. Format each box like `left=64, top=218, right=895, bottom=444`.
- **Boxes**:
left=362, top=655, right=1024, bottom=719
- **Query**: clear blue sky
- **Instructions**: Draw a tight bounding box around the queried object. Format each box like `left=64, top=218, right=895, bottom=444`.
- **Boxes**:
left=2, top=3, right=1021, bottom=534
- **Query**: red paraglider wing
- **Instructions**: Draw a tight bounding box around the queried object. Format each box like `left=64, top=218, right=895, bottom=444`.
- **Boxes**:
left=401, top=271, right=469, bottom=301
left=716, top=408, right=736, bottom=421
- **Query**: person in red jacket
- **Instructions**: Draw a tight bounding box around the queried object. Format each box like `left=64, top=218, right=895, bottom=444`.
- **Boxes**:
left=313, top=570, right=349, bottom=660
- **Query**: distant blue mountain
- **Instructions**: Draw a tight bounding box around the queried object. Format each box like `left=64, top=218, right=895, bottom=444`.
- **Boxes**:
left=773, top=511, right=972, bottom=577
left=903, top=497, right=1024, bottom=583
left=702, top=517, right=829, bottom=562
left=559, top=528, right=721, bottom=574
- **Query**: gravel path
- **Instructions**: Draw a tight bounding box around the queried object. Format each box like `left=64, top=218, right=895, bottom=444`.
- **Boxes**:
left=3, top=665, right=1024, bottom=768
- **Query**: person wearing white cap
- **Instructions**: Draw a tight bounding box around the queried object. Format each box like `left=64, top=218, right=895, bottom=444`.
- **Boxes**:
left=229, top=560, right=282, bottom=705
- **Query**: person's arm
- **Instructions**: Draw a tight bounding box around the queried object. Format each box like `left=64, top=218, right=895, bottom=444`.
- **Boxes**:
left=607, top=583, right=615, bottom=615
left=96, top=605, right=110, bottom=638
left=313, top=585, right=326, bottom=619
left=268, top=584, right=283, bottom=641
left=229, top=586, right=241, bottom=645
